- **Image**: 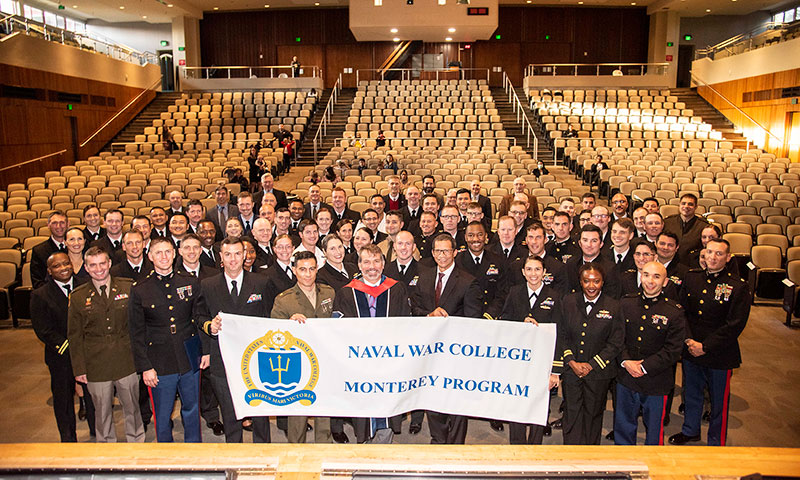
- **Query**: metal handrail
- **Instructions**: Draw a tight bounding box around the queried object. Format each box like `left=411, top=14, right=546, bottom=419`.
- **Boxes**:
left=559, top=136, right=730, bottom=151
left=502, top=72, right=539, bottom=162
left=313, top=74, right=343, bottom=165
left=356, top=68, right=491, bottom=84
left=691, top=72, right=782, bottom=150
left=695, top=21, right=787, bottom=60
left=180, top=65, right=321, bottom=79
left=327, top=136, right=518, bottom=150
left=80, top=77, right=162, bottom=149
left=525, top=62, right=670, bottom=77
left=0, top=149, right=67, bottom=173
left=1, top=14, right=158, bottom=65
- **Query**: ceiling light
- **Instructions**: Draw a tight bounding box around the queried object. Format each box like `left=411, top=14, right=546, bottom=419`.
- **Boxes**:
left=142, top=15, right=147, bottom=18
left=706, top=8, right=711, bottom=12
left=448, top=28, right=456, bottom=33
left=213, top=6, right=219, bottom=10
left=393, top=37, right=400, bottom=42
left=630, top=2, right=636, bottom=4
left=314, top=2, right=320, bottom=4
left=390, top=28, right=398, bottom=33
left=72, top=4, right=78, bottom=7
left=578, top=1, right=583, bottom=3
left=119, top=5, right=125, bottom=9
left=526, top=0, right=531, bottom=3
left=167, top=3, right=173, bottom=7
left=445, top=37, right=452, bottom=41
left=264, top=4, right=270, bottom=7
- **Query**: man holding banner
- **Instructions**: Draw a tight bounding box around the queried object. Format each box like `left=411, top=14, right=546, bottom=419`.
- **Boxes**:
left=198, top=237, right=273, bottom=443
left=333, top=244, right=410, bottom=443
left=270, top=250, right=336, bottom=443
left=410, top=233, right=482, bottom=444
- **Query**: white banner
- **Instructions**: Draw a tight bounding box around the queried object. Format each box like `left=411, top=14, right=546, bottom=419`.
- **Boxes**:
left=217, top=314, right=556, bottom=425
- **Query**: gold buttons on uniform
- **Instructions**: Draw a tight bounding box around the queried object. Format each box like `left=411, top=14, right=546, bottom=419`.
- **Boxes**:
left=640, top=326, right=644, bottom=331
left=580, top=341, right=584, bottom=345
left=637, top=337, right=641, bottom=341
left=700, top=300, right=704, bottom=304
left=644, top=305, right=649, bottom=309
left=167, top=295, right=172, bottom=299
left=641, top=315, right=646, bottom=319
left=583, top=323, right=587, bottom=327
left=698, top=311, right=702, bottom=315
left=581, top=332, right=586, bottom=336
left=170, top=317, right=175, bottom=322
left=169, top=306, right=174, bottom=310
left=702, top=289, right=707, bottom=294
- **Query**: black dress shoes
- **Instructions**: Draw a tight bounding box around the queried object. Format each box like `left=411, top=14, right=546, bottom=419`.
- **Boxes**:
left=543, top=425, right=552, bottom=437
left=242, top=418, right=253, bottom=431
left=550, top=417, right=563, bottom=429
left=490, top=420, right=504, bottom=432
left=307, top=423, right=313, bottom=432
left=78, top=397, right=86, bottom=421
left=678, top=403, right=685, bottom=414
left=605, top=430, right=615, bottom=441
left=702, top=410, right=711, bottom=422
left=409, top=423, right=422, bottom=435
left=332, top=432, right=350, bottom=443
left=668, top=432, right=701, bottom=445
left=208, top=421, right=225, bottom=436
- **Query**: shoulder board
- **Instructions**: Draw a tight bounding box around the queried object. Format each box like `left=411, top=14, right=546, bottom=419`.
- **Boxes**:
left=664, top=297, right=683, bottom=309
left=276, top=290, right=291, bottom=298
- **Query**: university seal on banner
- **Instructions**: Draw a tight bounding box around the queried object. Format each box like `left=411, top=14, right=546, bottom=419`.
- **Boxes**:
left=240, top=330, right=319, bottom=407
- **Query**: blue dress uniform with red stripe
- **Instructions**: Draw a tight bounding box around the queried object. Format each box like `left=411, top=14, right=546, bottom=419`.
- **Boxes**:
left=558, top=292, right=624, bottom=445
left=615, top=292, right=686, bottom=445
left=676, top=267, right=751, bottom=446
left=128, top=270, right=205, bottom=442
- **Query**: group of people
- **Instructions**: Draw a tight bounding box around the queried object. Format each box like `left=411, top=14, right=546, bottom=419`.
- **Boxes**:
left=246, top=123, right=295, bottom=186
left=31, top=172, right=750, bottom=447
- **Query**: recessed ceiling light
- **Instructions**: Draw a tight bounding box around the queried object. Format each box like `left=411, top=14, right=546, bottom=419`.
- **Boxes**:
left=390, top=28, right=398, bottom=33
left=578, top=1, right=583, bottom=4
left=142, top=15, right=147, bottom=18
left=72, top=4, right=78, bottom=7
left=393, top=37, right=400, bottom=42
left=119, top=5, right=125, bottom=9
left=167, top=3, right=173, bottom=7
left=264, top=4, right=270, bottom=7
left=526, top=0, right=531, bottom=3
left=213, top=6, right=219, bottom=10
left=448, top=28, right=456, bottom=33
left=314, top=2, right=319, bottom=4
left=445, top=37, right=452, bottom=41
left=630, top=2, right=636, bottom=5
left=706, top=8, right=711, bottom=12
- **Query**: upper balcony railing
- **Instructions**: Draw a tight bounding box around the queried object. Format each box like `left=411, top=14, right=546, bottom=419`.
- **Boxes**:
left=525, top=63, right=669, bottom=78
left=356, top=68, right=490, bottom=84
left=695, top=21, right=799, bottom=61
left=0, top=14, right=158, bottom=66
left=180, top=65, right=321, bottom=80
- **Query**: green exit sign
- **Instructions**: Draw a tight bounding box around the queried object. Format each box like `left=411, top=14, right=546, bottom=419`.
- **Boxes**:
left=178, top=46, right=185, bottom=51
left=67, top=104, right=73, bottom=110
left=684, top=34, right=692, bottom=41
left=160, top=40, right=169, bottom=46
left=667, top=41, right=673, bottom=47
left=545, top=35, right=551, bottom=40
left=295, top=37, right=301, bottom=42
left=495, top=34, right=501, bottom=40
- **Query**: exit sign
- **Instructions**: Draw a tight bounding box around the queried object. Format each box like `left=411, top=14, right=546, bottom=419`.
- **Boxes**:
left=467, top=7, right=489, bottom=15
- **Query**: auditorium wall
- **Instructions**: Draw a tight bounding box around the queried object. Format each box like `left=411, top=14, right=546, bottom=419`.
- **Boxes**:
left=199, top=6, right=649, bottom=88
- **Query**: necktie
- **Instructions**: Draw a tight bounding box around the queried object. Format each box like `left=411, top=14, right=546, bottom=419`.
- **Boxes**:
left=474, top=256, right=480, bottom=266
left=218, top=206, right=225, bottom=226
left=312, top=205, right=317, bottom=217
left=341, top=269, right=349, bottom=278
left=503, top=248, right=509, bottom=257
left=411, top=209, right=417, bottom=218
left=617, top=253, right=623, bottom=264
left=230, top=280, right=238, bottom=297
left=245, top=220, right=251, bottom=231
left=293, top=221, right=299, bottom=230
left=435, top=271, right=445, bottom=307
left=530, top=291, right=537, bottom=309
left=133, top=266, right=140, bottom=273
left=58, top=243, right=66, bottom=252
left=99, top=285, right=107, bottom=298
left=285, top=266, right=293, bottom=279
left=585, top=301, right=594, bottom=315
left=112, top=240, right=120, bottom=249
left=399, top=264, right=406, bottom=276
left=175, top=240, right=181, bottom=248
left=63, top=284, right=71, bottom=296
left=368, top=295, right=377, bottom=317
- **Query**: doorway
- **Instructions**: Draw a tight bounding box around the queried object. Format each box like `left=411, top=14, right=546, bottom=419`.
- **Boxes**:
left=676, top=44, right=694, bottom=88
left=786, top=111, right=800, bottom=163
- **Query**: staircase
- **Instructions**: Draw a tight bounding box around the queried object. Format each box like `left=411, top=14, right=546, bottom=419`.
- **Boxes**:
left=103, top=92, right=183, bottom=151
left=296, top=88, right=356, bottom=166
left=670, top=87, right=750, bottom=149
left=490, top=86, right=554, bottom=162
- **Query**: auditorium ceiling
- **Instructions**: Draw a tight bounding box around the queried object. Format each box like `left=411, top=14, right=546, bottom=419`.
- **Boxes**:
left=36, top=0, right=791, bottom=23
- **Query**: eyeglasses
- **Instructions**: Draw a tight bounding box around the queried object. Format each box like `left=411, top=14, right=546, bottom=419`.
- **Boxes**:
left=633, top=252, right=655, bottom=257
left=592, top=214, right=609, bottom=219
left=433, top=249, right=454, bottom=255
left=509, top=211, right=527, bottom=216
left=440, top=215, right=459, bottom=220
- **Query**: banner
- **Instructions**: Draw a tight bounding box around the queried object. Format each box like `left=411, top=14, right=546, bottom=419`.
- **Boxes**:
left=218, top=314, right=556, bottom=425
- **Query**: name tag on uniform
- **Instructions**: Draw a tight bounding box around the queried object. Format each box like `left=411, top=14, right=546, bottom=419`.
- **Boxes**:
left=114, top=293, right=129, bottom=301
left=177, top=285, right=193, bottom=299
left=247, top=293, right=262, bottom=304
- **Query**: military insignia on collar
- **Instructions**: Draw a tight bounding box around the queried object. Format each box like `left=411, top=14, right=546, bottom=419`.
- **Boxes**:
left=246, top=293, right=262, bottom=304
left=714, top=283, right=733, bottom=301
left=409, top=276, right=419, bottom=286
left=596, top=310, right=613, bottom=319
left=114, top=293, right=129, bottom=301
left=486, top=266, right=499, bottom=275
left=652, top=314, right=668, bottom=325
left=176, top=285, right=193, bottom=299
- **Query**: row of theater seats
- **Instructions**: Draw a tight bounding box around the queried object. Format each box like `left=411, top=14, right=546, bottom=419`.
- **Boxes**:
left=127, top=90, right=314, bottom=153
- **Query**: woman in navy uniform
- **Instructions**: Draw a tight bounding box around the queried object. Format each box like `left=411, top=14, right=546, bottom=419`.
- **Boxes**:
left=500, top=255, right=563, bottom=444
left=558, top=262, right=624, bottom=445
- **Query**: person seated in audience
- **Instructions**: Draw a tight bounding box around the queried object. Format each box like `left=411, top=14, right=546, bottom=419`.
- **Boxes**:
left=316, top=234, right=358, bottom=293
left=65, top=227, right=90, bottom=285
left=293, top=219, right=325, bottom=267
left=315, top=208, right=334, bottom=245
left=644, top=212, right=664, bottom=243
left=642, top=197, right=660, bottom=215
left=150, top=206, right=169, bottom=238
left=168, top=213, right=190, bottom=249
left=376, top=129, right=386, bottom=147
left=310, top=171, right=320, bottom=185
left=357, top=158, right=367, bottom=175
left=564, top=124, right=578, bottom=138
left=588, top=156, right=609, bottom=188
left=247, top=146, right=267, bottom=190
left=324, top=166, right=339, bottom=185
left=559, top=262, right=623, bottom=445
left=399, top=169, right=409, bottom=188
left=82, top=205, right=105, bottom=244
left=335, top=219, right=355, bottom=255
left=91, top=209, right=124, bottom=255
left=532, top=160, right=550, bottom=178
left=632, top=207, right=649, bottom=238
left=415, top=211, right=441, bottom=259
left=110, top=230, right=151, bottom=282
left=31, top=211, right=70, bottom=289
left=383, top=154, right=398, bottom=173
left=162, top=126, right=178, bottom=153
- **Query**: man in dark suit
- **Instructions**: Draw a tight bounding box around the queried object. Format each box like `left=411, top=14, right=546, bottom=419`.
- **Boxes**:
left=251, top=218, right=275, bottom=269
left=253, top=173, right=288, bottom=209
left=82, top=205, right=105, bottom=244
left=330, top=187, right=361, bottom=223
left=487, top=216, right=527, bottom=268
left=166, top=190, right=185, bottom=218
left=382, top=175, right=407, bottom=212
left=149, top=207, right=169, bottom=239
left=90, top=209, right=124, bottom=256
left=31, top=211, right=69, bottom=288
left=196, top=237, right=272, bottom=443
left=128, top=237, right=205, bottom=443
left=302, top=185, right=330, bottom=220
left=205, top=185, right=240, bottom=242
left=410, top=233, right=482, bottom=444
left=264, top=234, right=298, bottom=313
left=663, top=193, right=709, bottom=265
left=470, top=180, right=493, bottom=222
left=110, top=230, right=153, bottom=282
left=565, top=224, right=621, bottom=299
left=237, top=192, right=257, bottom=237
left=31, top=252, right=95, bottom=441
left=176, top=234, right=219, bottom=279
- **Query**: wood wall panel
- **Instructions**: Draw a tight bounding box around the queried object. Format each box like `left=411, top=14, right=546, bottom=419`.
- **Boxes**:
left=698, top=68, right=800, bottom=158
left=326, top=44, right=375, bottom=88
left=200, top=6, right=650, bottom=88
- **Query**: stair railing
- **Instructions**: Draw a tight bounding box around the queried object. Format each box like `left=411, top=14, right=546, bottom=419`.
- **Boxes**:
left=502, top=72, right=539, bottom=161
left=691, top=72, right=783, bottom=152
left=313, top=73, right=343, bottom=165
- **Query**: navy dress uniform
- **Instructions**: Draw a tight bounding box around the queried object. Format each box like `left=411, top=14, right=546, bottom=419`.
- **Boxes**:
left=500, top=283, right=563, bottom=444
left=676, top=268, right=751, bottom=446
left=128, top=270, right=205, bottom=442
left=615, top=292, right=686, bottom=445
left=455, top=249, right=508, bottom=319
left=509, top=254, right=570, bottom=297
left=558, top=292, right=624, bottom=445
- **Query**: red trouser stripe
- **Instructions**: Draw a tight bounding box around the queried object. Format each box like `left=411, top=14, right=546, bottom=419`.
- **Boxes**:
left=148, top=385, right=157, bottom=437
left=720, top=369, right=732, bottom=446
left=658, top=394, right=668, bottom=446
